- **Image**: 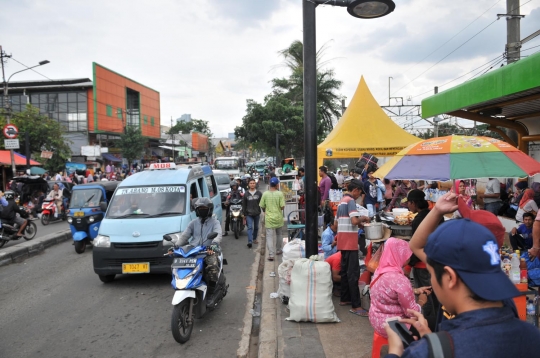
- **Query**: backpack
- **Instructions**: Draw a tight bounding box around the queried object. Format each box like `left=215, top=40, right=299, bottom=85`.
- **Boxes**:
left=426, top=331, right=454, bottom=358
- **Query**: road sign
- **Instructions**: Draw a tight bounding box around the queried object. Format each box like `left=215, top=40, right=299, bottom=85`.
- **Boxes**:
left=41, top=151, right=53, bottom=159
left=3, top=124, right=19, bottom=139
left=4, top=139, right=20, bottom=149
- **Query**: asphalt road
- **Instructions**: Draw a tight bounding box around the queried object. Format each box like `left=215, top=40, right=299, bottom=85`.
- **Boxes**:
left=2, top=217, right=69, bottom=249
left=0, top=222, right=257, bottom=358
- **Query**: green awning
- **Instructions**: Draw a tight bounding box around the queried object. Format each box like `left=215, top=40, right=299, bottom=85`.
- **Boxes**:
left=422, top=51, right=540, bottom=118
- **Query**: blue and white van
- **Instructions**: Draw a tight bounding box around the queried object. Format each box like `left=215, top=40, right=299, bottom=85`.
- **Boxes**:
left=92, top=163, right=223, bottom=283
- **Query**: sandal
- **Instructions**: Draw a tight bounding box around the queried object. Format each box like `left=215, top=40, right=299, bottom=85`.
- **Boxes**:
left=276, top=250, right=283, bottom=255
left=268, top=257, right=274, bottom=261
left=253, top=240, right=259, bottom=244
left=339, top=302, right=351, bottom=306
left=349, top=309, right=369, bottom=317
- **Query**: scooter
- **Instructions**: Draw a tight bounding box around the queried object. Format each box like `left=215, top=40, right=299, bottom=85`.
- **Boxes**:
left=41, top=198, right=66, bottom=225
left=163, top=232, right=228, bottom=344
left=0, top=209, right=37, bottom=248
left=229, top=198, right=244, bottom=240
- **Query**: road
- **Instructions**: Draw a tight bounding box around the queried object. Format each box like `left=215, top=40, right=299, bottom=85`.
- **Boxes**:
left=2, top=218, right=69, bottom=249
left=0, top=222, right=257, bottom=357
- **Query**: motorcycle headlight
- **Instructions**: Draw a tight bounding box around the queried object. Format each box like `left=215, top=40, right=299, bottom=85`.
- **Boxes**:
left=67, top=217, right=73, bottom=224
left=174, top=264, right=201, bottom=289
left=89, top=216, right=95, bottom=223
left=94, top=235, right=111, bottom=248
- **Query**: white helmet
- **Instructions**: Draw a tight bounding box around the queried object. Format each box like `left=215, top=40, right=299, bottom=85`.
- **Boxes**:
left=234, top=176, right=241, bottom=180
left=244, top=174, right=251, bottom=178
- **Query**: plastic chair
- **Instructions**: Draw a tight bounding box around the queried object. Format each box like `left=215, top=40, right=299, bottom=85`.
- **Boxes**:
left=371, top=331, right=389, bottom=358
left=287, top=209, right=305, bottom=241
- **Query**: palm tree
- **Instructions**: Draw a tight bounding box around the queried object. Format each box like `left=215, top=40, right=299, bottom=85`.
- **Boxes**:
left=272, top=40, right=343, bottom=136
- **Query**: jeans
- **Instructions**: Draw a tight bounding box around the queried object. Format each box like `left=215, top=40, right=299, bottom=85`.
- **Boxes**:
left=266, top=227, right=283, bottom=257
left=340, top=250, right=361, bottom=309
left=484, top=201, right=502, bottom=215
left=366, top=203, right=374, bottom=217
left=246, top=215, right=260, bottom=244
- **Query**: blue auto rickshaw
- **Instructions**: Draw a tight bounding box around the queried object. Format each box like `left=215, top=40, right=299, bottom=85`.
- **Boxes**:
left=67, top=181, right=120, bottom=254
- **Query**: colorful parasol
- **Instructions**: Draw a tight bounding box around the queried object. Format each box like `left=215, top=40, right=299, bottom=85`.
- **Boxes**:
left=374, top=135, right=540, bottom=181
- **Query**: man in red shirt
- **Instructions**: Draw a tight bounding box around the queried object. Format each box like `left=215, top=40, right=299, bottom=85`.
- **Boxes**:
left=326, top=251, right=342, bottom=297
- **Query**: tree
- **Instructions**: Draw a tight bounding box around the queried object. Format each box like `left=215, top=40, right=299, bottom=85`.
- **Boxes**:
left=0, top=104, right=72, bottom=173
left=412, top=123, right=503, bottom=140
left=169, top=119, right=213, bottom=138
left=118, top=125, right=147, bottom=169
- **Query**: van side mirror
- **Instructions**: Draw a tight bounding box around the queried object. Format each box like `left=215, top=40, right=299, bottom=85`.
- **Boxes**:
left=99, top=202, right=107, bottom=212
left=207, top=232, right=218, bottom=241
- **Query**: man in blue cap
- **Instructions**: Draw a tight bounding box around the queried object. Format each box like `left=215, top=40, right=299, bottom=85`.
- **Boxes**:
left=384, top=208, right=540, bottom=357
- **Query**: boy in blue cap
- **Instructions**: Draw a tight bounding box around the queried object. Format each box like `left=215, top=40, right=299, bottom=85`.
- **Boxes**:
left=384, top=192, right=540, bottom=357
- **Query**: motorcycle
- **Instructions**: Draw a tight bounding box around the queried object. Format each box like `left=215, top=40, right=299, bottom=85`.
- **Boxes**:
left=41, top=198, right=66, bottom=225
left=0, top=208, right=37, bottom=248
left=163, top=232, right=228, bottom=344
left=229, top=198, right=244, bottom=240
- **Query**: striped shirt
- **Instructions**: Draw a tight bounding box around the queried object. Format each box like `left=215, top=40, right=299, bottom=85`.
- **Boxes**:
left=336, top=194, right=359, bottom=251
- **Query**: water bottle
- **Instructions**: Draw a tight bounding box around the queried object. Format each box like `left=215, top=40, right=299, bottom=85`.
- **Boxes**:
left=510, top=254, right=520, bottom=284
left=527, top=300, right=535, bottom=325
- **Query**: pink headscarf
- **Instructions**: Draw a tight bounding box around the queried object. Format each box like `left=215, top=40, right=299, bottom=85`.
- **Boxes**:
left=373, top=238, right=412, bottom=280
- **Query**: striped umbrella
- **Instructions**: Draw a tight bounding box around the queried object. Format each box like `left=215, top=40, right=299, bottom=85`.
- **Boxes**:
left=374, top=135, right=540, bottom=181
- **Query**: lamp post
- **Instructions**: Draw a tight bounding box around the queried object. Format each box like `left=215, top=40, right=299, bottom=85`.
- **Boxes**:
left=302, top=0, right=395, bottom=257
left=0, top=50, right=50, bottom=178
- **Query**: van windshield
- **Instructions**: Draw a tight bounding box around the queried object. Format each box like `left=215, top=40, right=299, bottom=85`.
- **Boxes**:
left=106, top=185, right=186, bottom=218
left=70, top=189, right=103, bottom=208
left=215, top=174, right=230, bottom=185
left=214, top=159, right=238, bottom=170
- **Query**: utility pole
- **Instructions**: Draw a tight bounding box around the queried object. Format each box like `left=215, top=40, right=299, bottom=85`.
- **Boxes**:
left=0, top=46, right=18, bottom=178
left=433, top=86, right=441, bottom=138
left=506, top=0, right=522, bottom=64
left=171, top=116, right=175, bottom=163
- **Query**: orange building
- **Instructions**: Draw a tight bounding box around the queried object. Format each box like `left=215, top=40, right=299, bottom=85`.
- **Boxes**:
left=89, top=62, right=160, bottom=139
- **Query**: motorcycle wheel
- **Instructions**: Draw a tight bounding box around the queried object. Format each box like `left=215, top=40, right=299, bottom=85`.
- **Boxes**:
left=41, top=214, right=50, bottom=226
left=74, top=240, right=86, bottom=254
left=0, top=229, right=6, bottom=248
left=23, top=221, right=37, bottom=240
left=98, top=274, right=115, bottom=283
left=171, top=298, right=194, bottom=344
left=233, top=221, right=239, bottom=240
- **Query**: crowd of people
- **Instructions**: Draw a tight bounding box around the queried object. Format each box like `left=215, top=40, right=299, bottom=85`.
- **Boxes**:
left=310, top=163, right=540, bottom=357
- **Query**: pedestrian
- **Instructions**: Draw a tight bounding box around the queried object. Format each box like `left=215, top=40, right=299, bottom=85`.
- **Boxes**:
left=318, top=165, right=331, bottom=206
left=481, top=177, right=502, bottom=215
left=363, top=169, right=378, bottom=217
left=515, top=188, right=538, bottom=223
left=385, top=218, right=540, bottom=357
left=510, top=212, right=534, bottom=251
left=386, top=180, right=412, bottom=211
left=242, top=178, right=262, bottom=249
left=336, top=179, right=370, bottom=316
left=321, top=221, right=338, bottom=259
left=259, top=177, right=285, bottom=261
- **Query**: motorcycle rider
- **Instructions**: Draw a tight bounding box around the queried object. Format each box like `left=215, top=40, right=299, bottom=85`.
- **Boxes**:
left=1, top=191, right=28, bottom=237
left=223, top=180, right=244, bottom=237
left=169, top=197, right=223, bottom=304
left=47, top=183, right=63, bottom=218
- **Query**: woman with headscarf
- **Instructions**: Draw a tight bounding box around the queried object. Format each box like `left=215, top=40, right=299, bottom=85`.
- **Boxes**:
left=368, top=238, right=431, bottom=338
left=531, top=182, right=540, bottom=207
left=515, top=188, right=538, bottom=223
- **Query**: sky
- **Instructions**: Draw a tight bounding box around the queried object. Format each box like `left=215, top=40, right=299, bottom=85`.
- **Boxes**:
left=1, top=0, right=539, bottom=138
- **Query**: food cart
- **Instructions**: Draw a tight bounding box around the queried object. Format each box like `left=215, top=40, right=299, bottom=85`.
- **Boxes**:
left=276, top=158, right=300, bottom=220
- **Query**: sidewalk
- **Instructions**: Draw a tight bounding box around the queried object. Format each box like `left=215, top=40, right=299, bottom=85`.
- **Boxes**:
left=258, top=237, right=374, bottom=358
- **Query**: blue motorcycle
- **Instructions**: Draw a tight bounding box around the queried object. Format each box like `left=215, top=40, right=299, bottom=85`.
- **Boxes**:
left=67, top=181, right=120, bottom=254
left=163, top=232, right=228, bottom=344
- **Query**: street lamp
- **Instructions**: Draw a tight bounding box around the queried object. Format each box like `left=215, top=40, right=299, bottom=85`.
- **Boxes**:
left=1, top=55, right=50, bottom=177
left=302, top=0, right=395, bottom=257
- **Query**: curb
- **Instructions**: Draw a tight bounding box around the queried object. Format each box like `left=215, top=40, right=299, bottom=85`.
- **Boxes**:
left=0, top=229, right=72, bottom=267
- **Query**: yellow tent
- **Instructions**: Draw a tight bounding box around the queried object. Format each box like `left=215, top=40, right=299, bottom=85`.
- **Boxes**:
left=317, top=76, right=420, bottom=169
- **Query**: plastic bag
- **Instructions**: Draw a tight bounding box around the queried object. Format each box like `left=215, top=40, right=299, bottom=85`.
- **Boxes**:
left=367, top=244, right=384, bottom=273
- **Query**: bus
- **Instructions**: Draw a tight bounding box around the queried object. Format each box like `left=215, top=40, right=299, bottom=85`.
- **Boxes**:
left=213, top=156, right=243, bottom=178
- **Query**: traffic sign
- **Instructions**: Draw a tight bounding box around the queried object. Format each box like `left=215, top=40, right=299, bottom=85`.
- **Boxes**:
left=4, top=139, right=20, bottom=149
left=3, top=124, right=19, bottom=139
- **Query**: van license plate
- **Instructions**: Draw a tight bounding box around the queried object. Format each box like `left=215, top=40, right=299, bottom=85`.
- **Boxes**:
left=74, top=211, right=84, bottom=217
left=122, top=262, right=150, bottom=274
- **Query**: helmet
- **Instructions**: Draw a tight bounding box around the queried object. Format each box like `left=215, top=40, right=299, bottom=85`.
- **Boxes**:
left=193, top=197, right=214, bottom=218
left=244, top=174, right=251, bottom=178
left=230, top=180, right=238, bottom=189
left=234, top=176, right=241, bottom=180
left=4, top=190, right=15, bottom=200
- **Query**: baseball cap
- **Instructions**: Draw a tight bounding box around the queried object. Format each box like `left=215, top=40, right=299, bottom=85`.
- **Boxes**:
left=425, top=219, right=520, bottom=301
left=270, top=177, right=279, bottom=186
left=458, top=198, right=505, bottom=247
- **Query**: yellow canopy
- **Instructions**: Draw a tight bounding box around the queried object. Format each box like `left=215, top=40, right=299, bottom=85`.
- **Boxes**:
left=317, top=76, right=420, bottom=169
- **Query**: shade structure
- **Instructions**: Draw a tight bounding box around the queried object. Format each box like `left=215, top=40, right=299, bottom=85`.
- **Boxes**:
left=374, top=135, right=540, bottom=181
left=0, top=151, right=41, bottom=166
left=30, top=166, right=46, bottom=175
left=317, top=76, right=420, bottom=169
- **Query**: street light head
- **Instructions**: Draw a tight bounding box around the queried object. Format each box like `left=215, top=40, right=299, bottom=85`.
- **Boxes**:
left=347, top=0, right=395, bottom=19
left=39, top=60, right=50, bottom=65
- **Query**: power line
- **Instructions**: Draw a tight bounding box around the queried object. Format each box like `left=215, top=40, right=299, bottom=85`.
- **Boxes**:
left=392, top=18, right=500, bottom=96
left=399, top=0, right=503, bottom=78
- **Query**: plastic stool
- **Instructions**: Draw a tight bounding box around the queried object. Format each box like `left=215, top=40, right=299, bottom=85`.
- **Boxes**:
left=371, top=331, right=389, bottom=358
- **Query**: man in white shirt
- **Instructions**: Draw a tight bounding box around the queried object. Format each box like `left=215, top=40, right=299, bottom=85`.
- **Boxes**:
left=481, top=178, right=502, bottom=215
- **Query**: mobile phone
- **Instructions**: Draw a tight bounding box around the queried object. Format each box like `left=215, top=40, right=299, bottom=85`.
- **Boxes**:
left=387, top=319, right=415, bottom=347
